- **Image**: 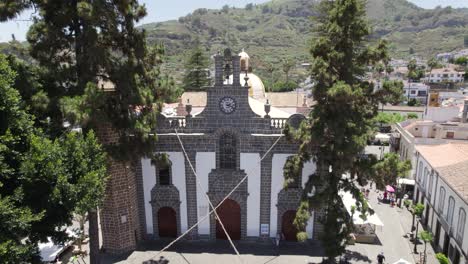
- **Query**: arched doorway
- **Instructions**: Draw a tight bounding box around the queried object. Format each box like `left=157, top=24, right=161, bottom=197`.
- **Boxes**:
left=216, top=199, right=241, bottom=240
left=282, top=210, right=298, bottom=241
left=158, top=207, right=177, bottom=238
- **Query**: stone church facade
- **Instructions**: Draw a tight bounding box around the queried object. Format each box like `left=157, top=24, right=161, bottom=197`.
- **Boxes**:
left=100, top=49, right=322, bottom=253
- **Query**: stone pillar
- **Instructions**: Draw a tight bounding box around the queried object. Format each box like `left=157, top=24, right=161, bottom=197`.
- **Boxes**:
left=214, top=55, right=224, bottom=86
left=259, top=152, right=273, bottom=240
left=232, top=55, right=241, bottom=86
left=96, top=123, right=141, bottom=254
left=184, top=151, right=198, bottom=239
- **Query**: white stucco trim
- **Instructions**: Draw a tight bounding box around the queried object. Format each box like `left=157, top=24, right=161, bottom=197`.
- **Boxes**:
left=270, top=155, right=316, bottom=238
left=270, top=154, right=292, bottom=237
left=167, top=152, right=188, bottom=233
left=142, top=158, right=156, bottom=235
left=141, top=152, right=188, bottom=235
left=307, top=211, right=314, bottom=239
left=195, top=152, right=216, bottom=235
left=241, top=153, right=261, bottom=237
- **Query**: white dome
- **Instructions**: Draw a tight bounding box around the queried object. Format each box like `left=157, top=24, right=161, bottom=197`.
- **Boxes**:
left=225, top=73, right=266, bottom=100
left=238, top=49, right=250, bottom=59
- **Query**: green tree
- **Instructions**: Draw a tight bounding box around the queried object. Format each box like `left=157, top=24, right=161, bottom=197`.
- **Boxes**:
left=282, top=58, right=294, bottom=82
left=283, top=0, right=402, bottom=261
left=436, top=253, right=449, bottom=264
left=182, top=45, right=211, bottom=91
left=407, top=59, right=418, bottom=81
left=420, top=231, right=433, bottom=260
left=373, top=153, right=411, bottom=188
left=0, top=53, right=42, bottom=263
left=454, top=56, right=468, bottom=66
left=1, top=1, right=173, bottom=262
left=412, top=203, right=425, bottom=253
left=381, top=80, right=404, bottom=105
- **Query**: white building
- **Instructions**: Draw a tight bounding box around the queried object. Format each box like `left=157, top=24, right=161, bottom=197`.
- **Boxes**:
left=403, top=81, right=429, bottom=104
left=424, top=68, right=465, bottom=83
left=390, top=100, right=468, bottom=177
left=414, top=143, right=468, bottom=264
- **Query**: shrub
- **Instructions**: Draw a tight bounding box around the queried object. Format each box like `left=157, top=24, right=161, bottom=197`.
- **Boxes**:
left=436, top=253, right=449, bottom=264
left=271, top=80, right=297, bottom=92
left=296, top=232, right=308, bottom=242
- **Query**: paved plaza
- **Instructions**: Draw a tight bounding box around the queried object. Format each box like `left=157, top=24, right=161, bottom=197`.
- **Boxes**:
left=95, top=187, right=439, bottom=264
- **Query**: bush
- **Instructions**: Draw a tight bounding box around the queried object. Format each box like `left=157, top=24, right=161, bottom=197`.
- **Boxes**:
left=406, top=113, right=418, bottom=119
left=404, top=200, right=411, bottom=208
left=296, top=232, right=308, bottom=242
left=271, top=80, right=297, bottom=92
left=436, top=253, right=449, bottom=264
left=407, top=98, right=418, bottom=106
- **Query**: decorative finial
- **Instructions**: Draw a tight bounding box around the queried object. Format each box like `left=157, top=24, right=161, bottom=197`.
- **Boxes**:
left=244, top=70, right=249, bottom=87
left=264, top=99, right=271, bottom=118
left=185, top=99, right=192, bottom=117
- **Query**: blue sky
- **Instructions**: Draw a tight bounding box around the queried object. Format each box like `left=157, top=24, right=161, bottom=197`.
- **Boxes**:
left=1, top=0, right=467, bottom=42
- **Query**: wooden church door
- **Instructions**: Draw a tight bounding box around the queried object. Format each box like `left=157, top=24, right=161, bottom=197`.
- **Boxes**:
left=158, top=207, right=177, bottom=238
left=216, top=199, right=241, bottom=240
left=282, top=210, right=298, bottom=241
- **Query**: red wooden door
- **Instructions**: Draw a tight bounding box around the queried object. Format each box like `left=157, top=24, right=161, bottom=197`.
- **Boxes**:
left=282, top=210, right=298, bottom=241
left=216, top=199, right=241, bottom=240
left=158, top=207, right=177, bottom=238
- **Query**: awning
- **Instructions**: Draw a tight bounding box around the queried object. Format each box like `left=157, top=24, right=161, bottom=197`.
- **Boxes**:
left=39, top=229, right=76, bottom=262
left=339, top=191, right=384, bottom=226
left=398, top=178, right=415, bottom=186
left=375, top=133, right=391, bottom=142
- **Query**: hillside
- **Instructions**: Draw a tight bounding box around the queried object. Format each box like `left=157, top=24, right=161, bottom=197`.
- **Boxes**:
left=142, top=0, right=468, bottom=84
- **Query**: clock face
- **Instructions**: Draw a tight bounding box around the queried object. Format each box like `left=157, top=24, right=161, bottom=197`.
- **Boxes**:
left=219, top=97, right=237, bottom=114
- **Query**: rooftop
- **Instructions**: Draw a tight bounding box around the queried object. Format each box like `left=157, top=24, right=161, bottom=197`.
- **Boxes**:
left=416, top=143, right=468, bottom=201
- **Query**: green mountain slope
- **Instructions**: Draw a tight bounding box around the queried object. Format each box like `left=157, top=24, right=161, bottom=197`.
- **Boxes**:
left=142, top=0, right=468, bottom=84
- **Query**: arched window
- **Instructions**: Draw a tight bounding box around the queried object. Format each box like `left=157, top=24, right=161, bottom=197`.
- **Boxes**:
left=219, top=133, right=236, bottom=169
left=447, top=196, right=455, bottom=225
left=158, top=163, right=171, bottom=185
left=457, top=208, right=466, bottom=242
left=438, top=187, right=446, bottom=213
left=423, top=167, right=428, bottom=187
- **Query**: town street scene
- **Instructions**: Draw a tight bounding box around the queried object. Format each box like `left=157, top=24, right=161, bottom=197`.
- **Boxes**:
left=0, top=0, right=467, bottom=264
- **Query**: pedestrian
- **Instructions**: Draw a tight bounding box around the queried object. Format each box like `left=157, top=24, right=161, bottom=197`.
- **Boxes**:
left=365, top=189, right=370, bottom=199
left=377, top=252, right=385, bottom=264
left=383, top=191, right=388, bottom=201
left=276, top=232, right=280, bottom=247
left=370, top=181, right=373, bottom=189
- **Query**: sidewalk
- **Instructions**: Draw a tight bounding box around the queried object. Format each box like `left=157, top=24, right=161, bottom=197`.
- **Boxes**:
left=398, top=202, right=438, bottom=264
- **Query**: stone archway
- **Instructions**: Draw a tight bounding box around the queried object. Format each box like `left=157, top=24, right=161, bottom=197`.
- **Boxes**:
left=158, top=207, right=177, bottom=238
left=282, top=210, right=298, bottom=241
left=216, top=199, right=241, bottom=240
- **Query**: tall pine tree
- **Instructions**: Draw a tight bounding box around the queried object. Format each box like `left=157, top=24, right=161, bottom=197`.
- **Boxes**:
left=1, top=1, right=174, bottom=262
left=284, top=0, right=401, bottom=261
left=182, top=45, right=211, bottom=91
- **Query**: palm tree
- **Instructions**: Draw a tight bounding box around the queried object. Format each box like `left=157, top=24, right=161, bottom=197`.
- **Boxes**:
left=412, top=203, right=425, bottom=253
left=282, top=58, right=294, bottom=82
left=427, top=58, right=439, bottom=84
left=420, top=231, right=434, bottom=263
